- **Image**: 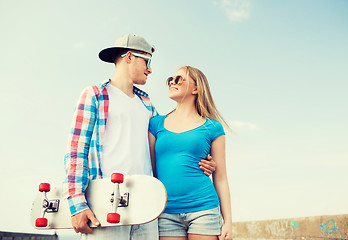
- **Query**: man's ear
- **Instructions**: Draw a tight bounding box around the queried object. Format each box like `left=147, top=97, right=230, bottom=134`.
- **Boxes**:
left=125, top=51, right=133, bottom=64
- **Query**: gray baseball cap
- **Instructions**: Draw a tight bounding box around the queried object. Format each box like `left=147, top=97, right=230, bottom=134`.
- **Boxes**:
left=99, top=34, right=155, bottom=63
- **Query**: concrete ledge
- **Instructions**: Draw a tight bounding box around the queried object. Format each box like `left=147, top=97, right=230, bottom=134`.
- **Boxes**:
left=232, top=214, right=348, bottom=240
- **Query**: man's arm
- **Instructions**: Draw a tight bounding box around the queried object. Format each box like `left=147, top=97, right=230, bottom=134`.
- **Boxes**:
left=199, top=155, right=217, bottom=176
left=62, top=86, right=100, bottom=233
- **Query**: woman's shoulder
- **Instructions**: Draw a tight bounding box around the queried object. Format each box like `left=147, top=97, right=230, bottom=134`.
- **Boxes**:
left=206, top=118, right=223, bottom=127
left=205, top=118, right=225, bottom=133
left=150, top=115, right=166, bottom=124
left=149, top=115, right=166, bottom=135
left=151, top=115, right=166, bottom=120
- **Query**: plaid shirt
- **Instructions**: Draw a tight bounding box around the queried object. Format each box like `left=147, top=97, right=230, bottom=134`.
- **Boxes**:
left=63, top=80, right=158, bottom=216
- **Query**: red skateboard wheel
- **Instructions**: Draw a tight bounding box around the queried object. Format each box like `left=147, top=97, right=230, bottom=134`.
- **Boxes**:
left=107, top=213, right=120, bottom=223
left=111, top=173, right=124, bottom=183
left=39, top=183, right=50, bottom=192
left=35, top=218, right=48, bottom=227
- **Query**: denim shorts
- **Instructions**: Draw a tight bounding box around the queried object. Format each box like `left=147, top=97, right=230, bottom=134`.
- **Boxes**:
left=158, top=206, right=222, bottom=237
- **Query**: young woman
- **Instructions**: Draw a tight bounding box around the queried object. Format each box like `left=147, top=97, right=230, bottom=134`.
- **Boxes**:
left=148, top=66, right=232, bottom=240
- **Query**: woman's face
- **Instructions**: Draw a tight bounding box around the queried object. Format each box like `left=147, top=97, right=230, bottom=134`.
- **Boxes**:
left=168, top=69, right=197, bottom=102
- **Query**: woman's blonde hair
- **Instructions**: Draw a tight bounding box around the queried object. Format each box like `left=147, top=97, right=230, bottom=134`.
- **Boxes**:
left=180, top=66, right=231, bottom=131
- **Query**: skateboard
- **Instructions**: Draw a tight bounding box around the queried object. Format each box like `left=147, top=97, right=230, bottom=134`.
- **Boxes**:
left=30, top=173, right=167, bottom=229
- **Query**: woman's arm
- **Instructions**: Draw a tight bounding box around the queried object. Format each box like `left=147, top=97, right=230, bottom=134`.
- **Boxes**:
left=148, top=131, right=157, bottom=178
left=211, top=135, right=233, bottom=240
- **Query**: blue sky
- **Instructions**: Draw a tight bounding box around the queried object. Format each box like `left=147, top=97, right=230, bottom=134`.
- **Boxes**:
left=0, top=0, right=347, bottom=237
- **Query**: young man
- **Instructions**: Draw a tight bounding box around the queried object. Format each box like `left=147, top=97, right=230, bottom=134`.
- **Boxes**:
left=63, top=34, right=216, bottom=239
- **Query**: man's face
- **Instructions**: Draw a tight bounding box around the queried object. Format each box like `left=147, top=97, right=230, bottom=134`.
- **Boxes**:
left=130, top=52, right=152, bottom=85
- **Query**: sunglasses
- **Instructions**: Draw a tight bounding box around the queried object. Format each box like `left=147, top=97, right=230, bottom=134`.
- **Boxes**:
left=121, top=52, right=152, bottom=69
left=166, top=75, right=185, bottom=86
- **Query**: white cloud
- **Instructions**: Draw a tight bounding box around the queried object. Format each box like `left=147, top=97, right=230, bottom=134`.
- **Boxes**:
left=218, top=0, right=252, bottom=22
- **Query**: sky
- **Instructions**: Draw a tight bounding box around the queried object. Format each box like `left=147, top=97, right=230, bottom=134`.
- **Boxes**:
left=0, top=0, right=347, bottom=238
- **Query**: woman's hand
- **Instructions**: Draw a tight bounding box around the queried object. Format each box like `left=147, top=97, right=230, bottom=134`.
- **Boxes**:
left=219, top=223, right=233, bottom=240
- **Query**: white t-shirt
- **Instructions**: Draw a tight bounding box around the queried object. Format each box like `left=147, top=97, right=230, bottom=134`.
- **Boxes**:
left=102, top=84, right=153, bottom=177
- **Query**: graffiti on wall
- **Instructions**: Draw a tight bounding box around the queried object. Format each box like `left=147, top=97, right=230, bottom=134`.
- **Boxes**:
left=320, top=219, right=343, bottom=240
left=291, top=221, right=299, bottom=230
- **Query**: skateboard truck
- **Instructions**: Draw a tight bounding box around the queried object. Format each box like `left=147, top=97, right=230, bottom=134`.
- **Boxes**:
left=107, top=173, right=124, bottom=223
left=35, top=183, right=60, bottom=227
left=111, top=192, right=129, bottom=207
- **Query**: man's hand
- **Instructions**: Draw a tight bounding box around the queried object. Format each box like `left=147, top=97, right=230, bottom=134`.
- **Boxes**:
left=71, top=209, right=100, bottom=234
left=199, top=155, right=216, bottom=176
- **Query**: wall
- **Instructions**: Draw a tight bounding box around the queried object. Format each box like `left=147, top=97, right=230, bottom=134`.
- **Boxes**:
left=232, top=214, right=348, bottom=240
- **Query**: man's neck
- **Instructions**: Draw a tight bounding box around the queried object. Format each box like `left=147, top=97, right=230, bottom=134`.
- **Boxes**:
left=110, top=73, right=134, bottom=98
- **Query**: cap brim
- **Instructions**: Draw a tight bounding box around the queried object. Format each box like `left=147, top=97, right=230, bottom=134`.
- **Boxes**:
left=98, top=47, right=131, bottom=63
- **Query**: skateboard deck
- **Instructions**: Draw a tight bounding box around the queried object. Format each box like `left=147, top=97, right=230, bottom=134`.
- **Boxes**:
left=30, top=174, right=167, bottom=229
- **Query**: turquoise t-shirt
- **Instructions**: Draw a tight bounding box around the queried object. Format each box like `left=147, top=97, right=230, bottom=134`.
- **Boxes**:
left=149, top=115, right=225, bottom=213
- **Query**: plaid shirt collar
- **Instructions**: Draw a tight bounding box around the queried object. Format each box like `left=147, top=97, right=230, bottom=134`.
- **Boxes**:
left=101, top=79, right=149, bottom=98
